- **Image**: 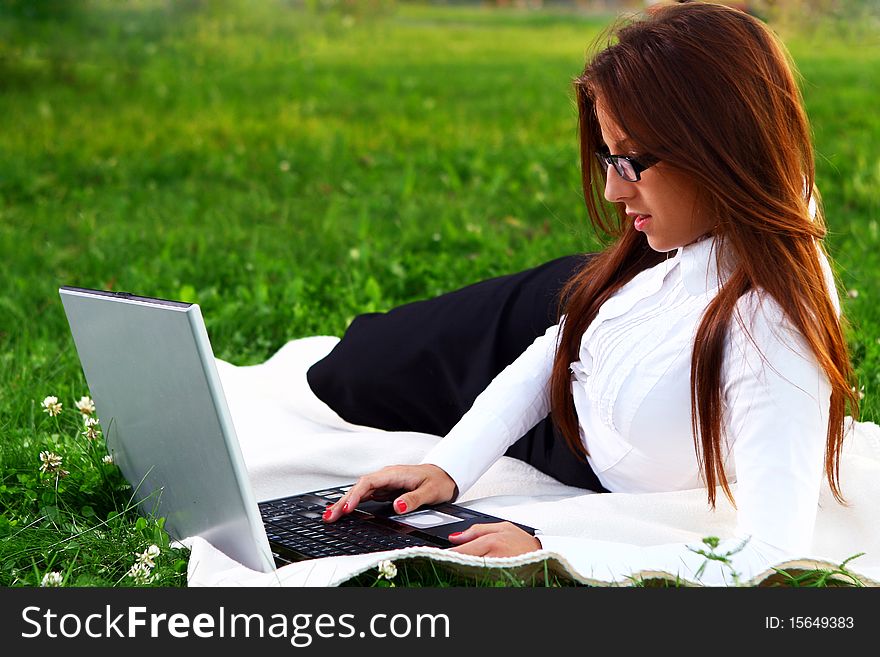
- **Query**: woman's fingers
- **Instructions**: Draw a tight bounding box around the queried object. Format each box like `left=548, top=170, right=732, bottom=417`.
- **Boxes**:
left=446, top=522, right=504, bottom=547
left=323, top=464, right=455, bottom=522
left=323, top=469, right=404, bottom=522
left=391, top=464, right=456, bottom=515
left=447, top=522, right=542, bottom=557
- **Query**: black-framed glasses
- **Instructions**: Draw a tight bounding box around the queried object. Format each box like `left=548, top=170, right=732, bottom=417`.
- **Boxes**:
left=594, top=149, right=660, bottom=182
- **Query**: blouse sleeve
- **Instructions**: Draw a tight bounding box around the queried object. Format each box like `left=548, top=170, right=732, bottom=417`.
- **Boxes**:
left=721, top=290, right=830, bottom=552
left=420, top=322, right=561, bottom=497
left=537, top=291, right=832, bottom=586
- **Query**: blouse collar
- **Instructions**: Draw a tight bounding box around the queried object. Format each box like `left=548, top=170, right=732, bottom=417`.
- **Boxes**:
left=668, top=234, right=734, bottom=296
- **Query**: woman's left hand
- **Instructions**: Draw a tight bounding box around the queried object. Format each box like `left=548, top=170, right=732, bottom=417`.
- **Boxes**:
left=447, top=522, right=541, bottom=557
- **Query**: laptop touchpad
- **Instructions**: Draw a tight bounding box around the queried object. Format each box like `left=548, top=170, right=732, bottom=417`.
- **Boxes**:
left=389, top=510, right=461, bottom=529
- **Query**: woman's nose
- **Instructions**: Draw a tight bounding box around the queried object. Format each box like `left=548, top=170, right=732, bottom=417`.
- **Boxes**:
left=604, top=167, right=634, bottom=203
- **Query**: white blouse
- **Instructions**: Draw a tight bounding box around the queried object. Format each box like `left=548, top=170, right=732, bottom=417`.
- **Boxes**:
left=421, top=235, right=840, bottom=585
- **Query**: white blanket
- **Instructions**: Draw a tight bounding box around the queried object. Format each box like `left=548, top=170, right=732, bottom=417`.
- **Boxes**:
left=185, top=336, right=880, bottom=587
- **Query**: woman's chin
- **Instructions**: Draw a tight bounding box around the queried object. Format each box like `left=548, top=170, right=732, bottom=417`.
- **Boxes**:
left=645, top=237, right=677, bottom=254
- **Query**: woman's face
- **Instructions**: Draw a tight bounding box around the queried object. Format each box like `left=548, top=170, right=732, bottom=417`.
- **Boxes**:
left=596, top=101, right=716, bottom=252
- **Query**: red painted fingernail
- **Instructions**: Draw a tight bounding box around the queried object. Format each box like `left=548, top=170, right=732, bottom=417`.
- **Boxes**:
left=395, top=500, right=407, bottom=513
left=322, top=509, right=332, bottom=520
left=342, top=502, right=349, bottom=513
left=448, top=532, right=463, bottom=538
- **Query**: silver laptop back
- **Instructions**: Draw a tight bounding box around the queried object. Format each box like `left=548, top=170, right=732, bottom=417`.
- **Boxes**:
left=59, top=287, right=276, bottom=573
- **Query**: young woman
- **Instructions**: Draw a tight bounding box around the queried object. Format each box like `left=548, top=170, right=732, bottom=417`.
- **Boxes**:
left=313, top=1, right=859, bottom=583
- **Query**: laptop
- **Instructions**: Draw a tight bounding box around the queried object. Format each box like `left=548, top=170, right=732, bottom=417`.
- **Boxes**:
left=59, top=286, right=535, bottom=573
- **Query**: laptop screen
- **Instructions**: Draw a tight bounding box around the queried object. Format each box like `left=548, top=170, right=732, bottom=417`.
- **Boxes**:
left=59, top=287, right=276, bottom=573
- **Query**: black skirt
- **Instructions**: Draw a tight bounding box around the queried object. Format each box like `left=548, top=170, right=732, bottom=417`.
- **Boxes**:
left=306, top=254, right=609, bottom=493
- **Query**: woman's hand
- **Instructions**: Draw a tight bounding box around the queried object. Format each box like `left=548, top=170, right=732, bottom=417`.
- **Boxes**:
left=323, top=464, right=457, bottom=522
left=447, top=522, right=541, bottom=557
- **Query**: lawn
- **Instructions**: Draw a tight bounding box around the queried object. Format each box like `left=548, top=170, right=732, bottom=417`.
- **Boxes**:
left=1, top=0, right=878, bottom=587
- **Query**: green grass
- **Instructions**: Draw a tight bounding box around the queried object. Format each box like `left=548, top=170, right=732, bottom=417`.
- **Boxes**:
left=1, top=0, right=878, bottom=587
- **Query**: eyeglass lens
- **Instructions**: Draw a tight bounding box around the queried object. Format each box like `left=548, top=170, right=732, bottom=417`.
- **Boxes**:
left=596, top=153, right=638, bottom=182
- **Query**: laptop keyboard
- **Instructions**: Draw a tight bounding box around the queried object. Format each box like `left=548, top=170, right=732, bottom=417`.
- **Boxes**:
left=258, top=489, right=434, bottom=558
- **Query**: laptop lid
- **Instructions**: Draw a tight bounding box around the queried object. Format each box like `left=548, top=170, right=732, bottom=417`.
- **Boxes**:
left=59, top=287, right=277, bottom=573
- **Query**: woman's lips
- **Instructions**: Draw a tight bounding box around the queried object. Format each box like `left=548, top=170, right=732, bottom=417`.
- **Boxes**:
left=632, top=214, right=651, bottom=231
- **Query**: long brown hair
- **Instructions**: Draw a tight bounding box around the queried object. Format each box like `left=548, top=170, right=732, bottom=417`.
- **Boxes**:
left=549, top=1, right=859, bottom=508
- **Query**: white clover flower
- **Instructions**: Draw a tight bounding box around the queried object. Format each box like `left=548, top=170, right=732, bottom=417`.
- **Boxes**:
left=39, top=451, right=68, bottom=477
left=128, top=545, right=161, bottom=584
left=40, top=571, right=64, bottom=587
left=377, top=559, right=397, bottom=580
left=278, top=160, right=291, bottom=172
left=39, top=451, right=62, bottom=471
left=127, top=562, right=156, bottom=585
left=135, top=544, right=161, bottom=568
left=848, top=289, right=859, bottom=299
left=41, top=396, right=63, bottom=417
left=82, top=416, right=101, bottom=441
left=75, top=396, right=96, bottom=416
left=102, top=455, right=114, bottom=465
